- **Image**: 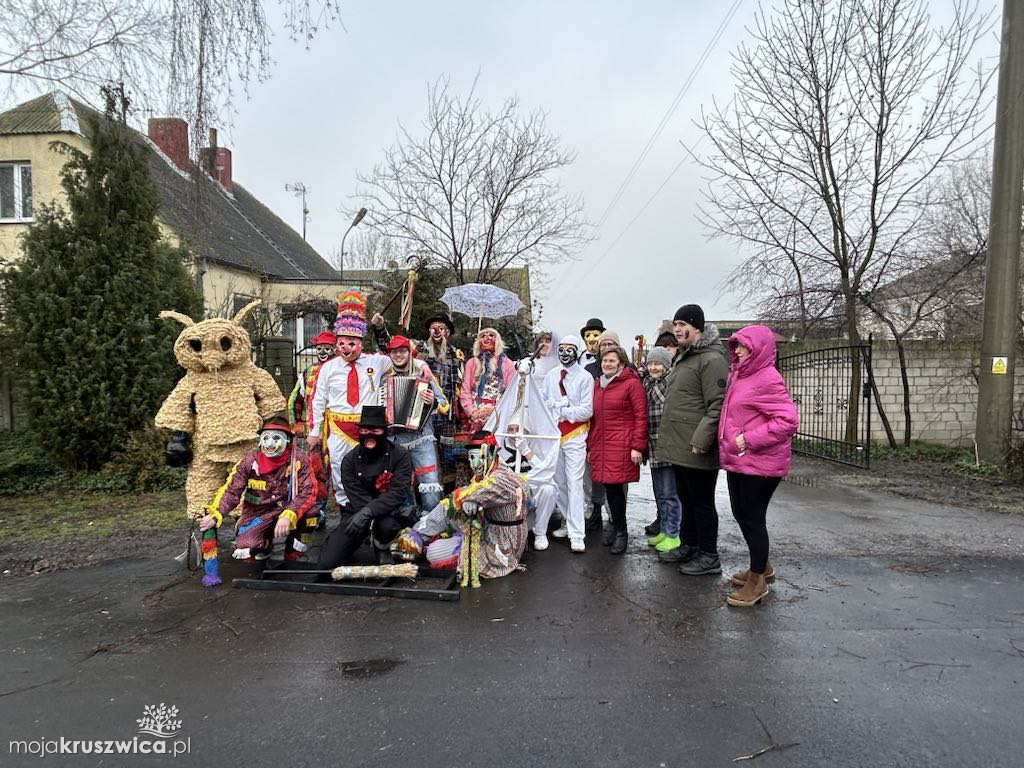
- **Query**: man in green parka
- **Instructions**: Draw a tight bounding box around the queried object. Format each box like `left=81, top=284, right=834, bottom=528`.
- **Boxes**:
left=654, top=304, right=730, bottom=576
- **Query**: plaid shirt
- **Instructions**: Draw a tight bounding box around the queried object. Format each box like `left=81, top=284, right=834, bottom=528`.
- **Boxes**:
left=645, top=375, right=671, bottom=469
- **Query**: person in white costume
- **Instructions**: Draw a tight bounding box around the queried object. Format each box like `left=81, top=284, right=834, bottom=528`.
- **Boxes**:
left=487, top=359, right=561, bottom=551
left=308, top=291, right=429, bottom=508
left=542, top=334, right=594, bottom=553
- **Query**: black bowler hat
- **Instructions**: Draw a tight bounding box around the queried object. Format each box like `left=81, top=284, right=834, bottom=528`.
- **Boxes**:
left=423, top=314, right=455, bottom=336
left=580, top=317, right=606, bottom=336
left=358, top=405, right=389, bottom=430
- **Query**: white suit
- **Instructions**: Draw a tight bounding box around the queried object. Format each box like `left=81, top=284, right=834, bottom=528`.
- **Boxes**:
left=543, top=339, right=593, bottom=543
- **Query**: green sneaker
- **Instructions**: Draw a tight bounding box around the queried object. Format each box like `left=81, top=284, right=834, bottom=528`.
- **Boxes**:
left=654, top=535, right=680, bottom=552
left=647, top=532, right=666, bottom=547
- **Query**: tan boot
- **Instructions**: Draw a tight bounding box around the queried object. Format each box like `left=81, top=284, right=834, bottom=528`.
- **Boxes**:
left=727, top=572, right=769, bottom=607
left=729, top=561, right=775, bottom=587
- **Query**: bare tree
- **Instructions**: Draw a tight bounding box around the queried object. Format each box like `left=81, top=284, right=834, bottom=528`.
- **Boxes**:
left=352, top=77, right=591, bottom=286
left=699, top=0, right=994, bottom=440
left=1, top=0, right=340, bottom=152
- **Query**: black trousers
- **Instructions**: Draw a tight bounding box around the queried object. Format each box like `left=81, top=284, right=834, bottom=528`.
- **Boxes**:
left=726, top=471, right=780, bottom=574
left=603, top=483, right=627, bottom=530
left=673, top=465, right=720, bottom=555
left=316, top=513, right=403, bottom=570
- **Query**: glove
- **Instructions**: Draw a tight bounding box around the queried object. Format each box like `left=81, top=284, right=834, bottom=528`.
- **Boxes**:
left=165, top=431, right=192, bottom=467
left=345, top=508, right=373, bottom=537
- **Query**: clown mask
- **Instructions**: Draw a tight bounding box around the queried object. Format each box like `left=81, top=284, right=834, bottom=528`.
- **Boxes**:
left=557, top=344, right=578, bottom=366
left=336, top=336, right=363, bottom=362
left=259, top=429, right=290, bottom=458
left=315, top=343, right=334, bottom=363
left=583, top=329, right=601, bottom=354
left=428, top=322, right=450, bottom=344
left=478, top=330, right=498, bottom=353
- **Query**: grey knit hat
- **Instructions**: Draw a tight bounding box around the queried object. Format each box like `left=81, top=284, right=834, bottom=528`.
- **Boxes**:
left=645, top=347, right=672, bottom=369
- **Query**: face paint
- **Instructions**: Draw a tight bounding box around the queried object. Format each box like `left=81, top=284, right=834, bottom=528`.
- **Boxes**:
left=557, top=345, right=578, bottom=366
left=259, top=430, right=290, bottom=458
left=583, top=330, right=601, bottom=353
left=478, top=332, right=497, bottom=352
left=315, top=344, right=334, bottom=363
left=337, top=337, right=363, bottom=362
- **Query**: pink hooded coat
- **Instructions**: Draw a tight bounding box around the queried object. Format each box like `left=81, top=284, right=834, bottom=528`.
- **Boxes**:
left=718, top=326, right=799, bottom=478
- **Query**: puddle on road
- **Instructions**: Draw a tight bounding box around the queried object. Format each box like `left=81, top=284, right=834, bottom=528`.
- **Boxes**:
left=337, top=658, right=404, bottom=678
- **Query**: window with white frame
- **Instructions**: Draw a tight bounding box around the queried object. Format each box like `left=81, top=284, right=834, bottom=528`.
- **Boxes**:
left=0, top=162, right=32, bottom=221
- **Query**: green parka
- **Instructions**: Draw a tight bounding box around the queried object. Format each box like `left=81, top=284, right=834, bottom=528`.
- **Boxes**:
left=653, top=323, right=729, bottom=471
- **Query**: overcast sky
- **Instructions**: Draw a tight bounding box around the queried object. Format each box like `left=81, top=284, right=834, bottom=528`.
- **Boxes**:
left=214, top=1, right=998, bottom=340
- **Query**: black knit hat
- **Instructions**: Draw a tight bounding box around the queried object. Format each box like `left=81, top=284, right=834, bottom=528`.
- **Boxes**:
left=580, top=317, right=606, bottom=336
left=423, top=314, right=455, bottom=336
left=673, top=304, right=705, bottom=332
left=358, top=405, right=389, bottom=430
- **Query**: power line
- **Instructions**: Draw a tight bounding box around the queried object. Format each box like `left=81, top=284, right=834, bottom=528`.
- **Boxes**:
left=594, top=0, right=743, bottom=228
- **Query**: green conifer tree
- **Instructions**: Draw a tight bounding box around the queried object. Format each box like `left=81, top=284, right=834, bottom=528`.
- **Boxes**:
left=0, top=89, right=203, bottom=470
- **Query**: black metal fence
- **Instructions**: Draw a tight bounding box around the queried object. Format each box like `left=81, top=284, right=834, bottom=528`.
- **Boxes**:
left=777, top=339, right=873, bottom=468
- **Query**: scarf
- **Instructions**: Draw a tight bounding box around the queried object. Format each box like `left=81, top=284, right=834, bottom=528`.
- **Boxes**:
left=255, top=449, right=290, bottom=475
left=599, top=370, right=621, bottom=389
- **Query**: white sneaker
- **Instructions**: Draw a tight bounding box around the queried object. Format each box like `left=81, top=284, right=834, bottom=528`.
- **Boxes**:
left=552, top=526, right=569, bottom=539
left=533, top=534, right=549, bottom=551
left=570, top=538, right=585, bottom=553
left=231, top=548, right=251, bottom=560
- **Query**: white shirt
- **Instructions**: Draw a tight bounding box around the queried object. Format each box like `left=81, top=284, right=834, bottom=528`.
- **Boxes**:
left=543, top=362, right=594, bottom=424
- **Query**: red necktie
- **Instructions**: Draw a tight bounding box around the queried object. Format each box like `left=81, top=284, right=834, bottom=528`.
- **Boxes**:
left=559, top=368, right=568, bottom=396
left=346, top=363, right=359, bottom=406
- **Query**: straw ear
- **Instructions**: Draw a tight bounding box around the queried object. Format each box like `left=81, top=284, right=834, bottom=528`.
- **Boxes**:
left=232, top=299, right=262, bottom=325
left=159, top=310, right=195, bottom=328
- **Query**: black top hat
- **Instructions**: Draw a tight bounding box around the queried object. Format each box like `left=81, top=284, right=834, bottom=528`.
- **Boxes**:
left=259, top=415, right=294, bottom=434
left=580, top=317, right=606, bottom=336
left=358, top=405, right=389, bottom=430
left=423, top=314, right=455, bottom=336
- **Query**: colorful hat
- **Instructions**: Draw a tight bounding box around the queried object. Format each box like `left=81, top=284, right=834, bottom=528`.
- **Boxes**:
left=311, top=330, right=337, bottom=346
left=334, top=290, right=368, bottom=338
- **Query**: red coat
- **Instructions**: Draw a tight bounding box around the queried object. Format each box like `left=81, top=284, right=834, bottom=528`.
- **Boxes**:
left=588, top=367, right=648, bottom=484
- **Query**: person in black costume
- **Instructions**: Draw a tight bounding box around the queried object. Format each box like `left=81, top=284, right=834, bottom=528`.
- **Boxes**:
left=317, top=405, right=414, bottom=568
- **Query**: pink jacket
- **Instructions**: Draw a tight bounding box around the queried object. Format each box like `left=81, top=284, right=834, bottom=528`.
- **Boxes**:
left=718, top=325, right=799, bottom=477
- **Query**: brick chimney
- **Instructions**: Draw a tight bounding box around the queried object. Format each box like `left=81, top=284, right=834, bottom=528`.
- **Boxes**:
left=147, top=117, right=189, bottom=172
left=199, top=128, right=233, bottom=193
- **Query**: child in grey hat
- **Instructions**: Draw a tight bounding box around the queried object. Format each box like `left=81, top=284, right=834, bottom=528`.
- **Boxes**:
left=643, top=345, right=685, bottom=560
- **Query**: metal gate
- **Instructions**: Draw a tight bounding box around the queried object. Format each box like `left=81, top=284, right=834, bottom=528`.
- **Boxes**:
left=777, top=339, right=872, bottom=468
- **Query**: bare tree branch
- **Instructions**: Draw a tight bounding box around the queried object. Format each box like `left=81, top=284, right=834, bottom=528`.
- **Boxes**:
left=351, top=76, right=592, bottom=286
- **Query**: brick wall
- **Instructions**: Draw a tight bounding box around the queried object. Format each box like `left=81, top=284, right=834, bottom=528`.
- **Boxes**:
left=781, top=339, right=1024, bottom=447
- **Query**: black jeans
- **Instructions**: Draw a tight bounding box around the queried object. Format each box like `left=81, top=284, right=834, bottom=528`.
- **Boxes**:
left=726, top=471, right=780, bottom=574
left=317, top=513, right=403, bottom=570
left=603, top=483, right=628, bottom=531
left=673, top=465, right=720, bottom=555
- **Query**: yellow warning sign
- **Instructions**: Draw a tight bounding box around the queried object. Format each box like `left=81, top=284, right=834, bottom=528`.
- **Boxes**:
left=992, top=356, right=1008, bottom=375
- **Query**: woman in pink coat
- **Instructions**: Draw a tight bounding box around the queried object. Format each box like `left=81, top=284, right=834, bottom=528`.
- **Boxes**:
left=718, top=325, right=798, bottom=608
left=588, top=346, right=648, bottom=555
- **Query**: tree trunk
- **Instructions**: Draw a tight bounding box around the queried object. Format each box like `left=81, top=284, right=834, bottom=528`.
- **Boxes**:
left=896, top=339, right=913, bottom=446
left=844, top=295, right=862, bottom=445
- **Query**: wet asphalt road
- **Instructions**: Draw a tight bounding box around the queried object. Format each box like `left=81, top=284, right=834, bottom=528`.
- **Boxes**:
left=2, top=470, right=1023, bottom=768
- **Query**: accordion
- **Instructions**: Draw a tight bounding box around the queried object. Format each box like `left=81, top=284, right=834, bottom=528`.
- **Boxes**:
left=383, top=375, right=436, bottom=432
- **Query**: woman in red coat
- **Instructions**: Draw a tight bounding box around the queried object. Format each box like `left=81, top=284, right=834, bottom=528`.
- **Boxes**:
left=588, top=346, right=648, bottom=554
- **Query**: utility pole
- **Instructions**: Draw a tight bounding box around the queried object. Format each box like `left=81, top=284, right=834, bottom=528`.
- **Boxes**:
left=977, top=0, right=1024, bottom=463
left=285, top=182, right=309, bottom=241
